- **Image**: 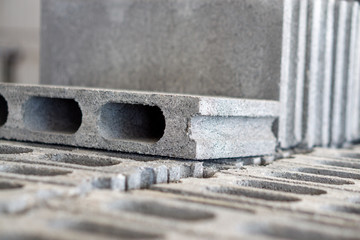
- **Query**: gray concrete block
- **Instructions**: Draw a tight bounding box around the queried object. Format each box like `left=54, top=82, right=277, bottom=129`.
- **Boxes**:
left=279, top=0, right=301, bottom=148
left=321, top=0, right=337, bottom=147
left=40, top=0, right=283, bottom=101
left=305, top=0, right=328, bottom=148
left=352, top=3, right=360, bottom=141
left=0, top=83, right=279, bottom=159
left=331, top=0, right=353, bottom=147
left=0, top=140, right=208, bottom=191
left=294, top=0, right=309, bottom=145
left=2, top=140, right=360, bottom=239
left=345, top=1, right=360, bottom=142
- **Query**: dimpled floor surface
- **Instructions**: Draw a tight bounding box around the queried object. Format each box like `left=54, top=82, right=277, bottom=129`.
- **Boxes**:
left=0, top=140, right=360, bottom=239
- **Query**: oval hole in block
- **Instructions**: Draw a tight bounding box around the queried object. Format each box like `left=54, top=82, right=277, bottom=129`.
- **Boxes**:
left=46, top=153, right=121, bottom=167
left=99, top=102, right=165, bottom=143
left=0, top=181, right=23, bottom=190
left=271, top=172, right=354, bottom=185
left=237, top=179, right=326, bottom=195
left=299, top=167, right=360, bottom=180
left=0, top=94, right=8, bottom=126
left=0, top=146, right=33, bottom=154
left=24, top=97, right=82, bottom=134
left=0, top=165, right=72, bottom=176
left=112, top=200, right=215, bottom=221
left=207, top=186, right=300, bottom=202
left=50, top=219, right=163, bottom=239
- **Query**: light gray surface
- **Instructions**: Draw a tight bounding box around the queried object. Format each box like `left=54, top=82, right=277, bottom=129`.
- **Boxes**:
left=279, top=0, right=300, bottom=149
left=40, top=0, right=283, bottom=100
left=0, top=83, right=279, bottom=159
left=294, top=0, right=308, bottom=145
left=1, top=140, right=360, bottom=239
left=305, top=0, right=327, bottom=148
left=0, top=141, right=208, bottom=191
left=331, top=0, right=352, bottom=147
left=322, top=0, right=336, bottom=147
left=346, top=1, right=360, bottom=142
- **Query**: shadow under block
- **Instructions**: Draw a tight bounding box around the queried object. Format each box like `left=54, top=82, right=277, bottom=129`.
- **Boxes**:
left=0, top=83, right=279, bottom=159
left=40, top=0, right=283, bottom=100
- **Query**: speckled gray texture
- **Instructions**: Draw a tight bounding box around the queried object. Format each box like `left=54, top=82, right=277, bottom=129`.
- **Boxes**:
left=346, top=1, right=360, bottom=142
left=0, top=83, right=279, bottom=159
left=331, top=0, right=352, bottom=147
left=322, top=0, right=337, bottom=147
left=40, top=0, right=283, bottom=101
left=279, top=0, right=299, bottom=149
left=2, top=141, right=360, bottom=239
left=305, top=0, right=327, bottom=148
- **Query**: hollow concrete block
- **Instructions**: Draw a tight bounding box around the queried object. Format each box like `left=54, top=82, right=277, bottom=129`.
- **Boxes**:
left=0, top=83, right=279, bottom=159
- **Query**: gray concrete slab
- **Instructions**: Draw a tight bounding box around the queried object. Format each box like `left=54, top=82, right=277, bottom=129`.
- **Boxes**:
left=40, top=0, right=283, bottom=101
left=0, top=83, right=279, bottom=159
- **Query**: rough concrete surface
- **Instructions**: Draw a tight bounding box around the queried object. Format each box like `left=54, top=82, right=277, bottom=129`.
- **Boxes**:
left=40, top=0, right=283, bottom=101
left=279, top=0, right=300, bottom=149
left=1, top=140, right=360, bottom=239
left=331, top=0, right=352, bottom=147
left=0, top=83, right=279, bottom=159
left=39, top=0, right=360, bottom=151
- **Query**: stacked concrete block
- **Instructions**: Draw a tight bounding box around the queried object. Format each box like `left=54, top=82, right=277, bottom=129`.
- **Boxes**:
left=0, top=83, right=279, bottom=159
left=281, top=0, right=360, bottom=149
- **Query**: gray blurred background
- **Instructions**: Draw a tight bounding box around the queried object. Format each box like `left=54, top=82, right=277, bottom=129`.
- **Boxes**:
left=0, top=0, right=40, bottom=84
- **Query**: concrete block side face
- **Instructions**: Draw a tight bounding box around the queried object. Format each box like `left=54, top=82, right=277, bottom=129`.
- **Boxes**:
left=279, top=0, right=300, bottom=148
left=331, top=0, right=352, bottom=147
left=0, top=84, right=198, bottom=159
left=198, top=98, right=279, bottom=118
left=41, top=0, right=283, bottom=100
left=190, top=116, right=277, bottom=159
left=0, top=83, right=279, bottom=159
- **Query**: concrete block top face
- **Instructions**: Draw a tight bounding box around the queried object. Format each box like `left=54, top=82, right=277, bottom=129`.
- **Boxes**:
left=0, top=83, right=279, bottom=159
left=41, top=0, right=283, bottom=100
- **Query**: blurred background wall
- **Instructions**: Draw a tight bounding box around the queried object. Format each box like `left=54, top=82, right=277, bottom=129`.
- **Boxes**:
left=0, top=0, right=40, bottom=84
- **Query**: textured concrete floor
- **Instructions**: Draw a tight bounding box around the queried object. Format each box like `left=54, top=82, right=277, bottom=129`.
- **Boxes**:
left=0, top=140, right=360, bottom=239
